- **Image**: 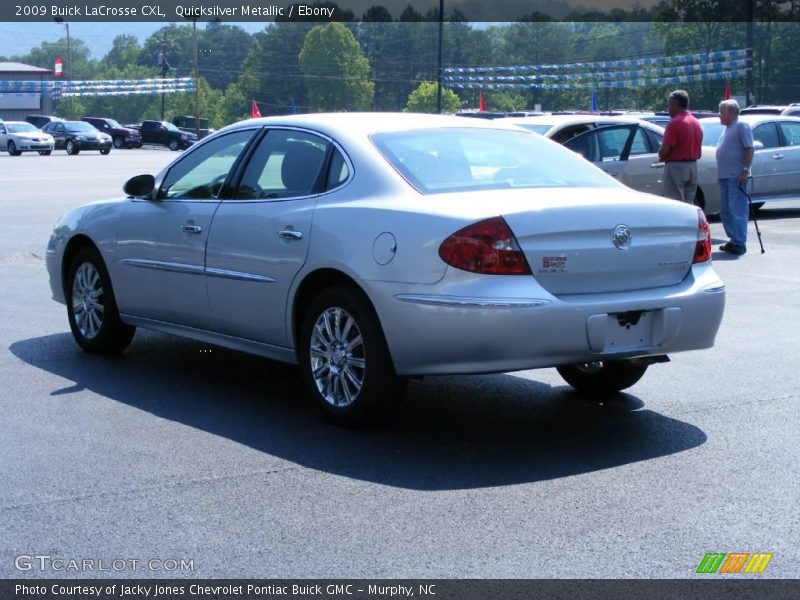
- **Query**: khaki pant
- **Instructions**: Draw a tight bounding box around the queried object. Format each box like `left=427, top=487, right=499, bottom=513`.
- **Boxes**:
left=663, top=161, right=698, bottom=204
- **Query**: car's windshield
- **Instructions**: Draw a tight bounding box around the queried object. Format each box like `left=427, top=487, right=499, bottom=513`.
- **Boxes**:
left=7, top=122, right=38, bottom=133
left=66, top=121, right=98, bottom=133
left=372, top=127, right=619, bottom=194
left=515, top=123, right=553, bottom=135
left=700, top=122, right=725, bottom=146
left=105, top=119, right=121, bottom=128
left=164, top=122, right=180, bottom=132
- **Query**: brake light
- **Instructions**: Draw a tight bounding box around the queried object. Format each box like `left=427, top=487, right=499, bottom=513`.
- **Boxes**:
left=693, top=208, right=712, bottom=263
left=439, top=216, right=531, bottom=275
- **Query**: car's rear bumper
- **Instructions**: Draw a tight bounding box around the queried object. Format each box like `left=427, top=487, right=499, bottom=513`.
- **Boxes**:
left=366, top=262, right=725, bottom=376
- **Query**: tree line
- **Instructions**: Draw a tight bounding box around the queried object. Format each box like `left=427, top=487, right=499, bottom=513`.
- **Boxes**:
left=2, top=0, right=799, bottom=127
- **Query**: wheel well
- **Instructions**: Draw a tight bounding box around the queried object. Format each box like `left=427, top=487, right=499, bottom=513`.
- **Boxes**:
left=291, top=269, right=375, bottom=356
left=694, top=186, right=706, bottom=212
left=61, top=235, right=99, bottom=297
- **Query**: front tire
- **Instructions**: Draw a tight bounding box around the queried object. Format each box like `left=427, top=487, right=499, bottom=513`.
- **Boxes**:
left=8, top=141, right=21, bottom=156
left=66, top=247, right=135, bottom=354
left=168, top=139, right=180, bottom=151
left=100, top=149, right=111, bottom=155
left=299, top=287, right=405, bottom=426
left=557, top=360, right=647, bottom=394
left=66, top=140, right=79, bottom=155
left=39, top=150, right=52, bottom=155
left=113, top=136, right=125, bottom=149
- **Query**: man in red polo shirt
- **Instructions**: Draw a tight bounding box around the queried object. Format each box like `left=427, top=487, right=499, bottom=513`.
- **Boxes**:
left=658, top=89, right=703, bottom=204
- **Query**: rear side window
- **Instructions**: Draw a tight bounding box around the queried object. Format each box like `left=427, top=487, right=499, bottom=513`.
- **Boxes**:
left=236, top=129, right=329, bottom=200
left=778, top=121, right=800, bottom=146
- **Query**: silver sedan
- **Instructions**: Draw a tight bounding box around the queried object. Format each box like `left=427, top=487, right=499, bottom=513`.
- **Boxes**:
left=46, top=113, right=725, bottom=425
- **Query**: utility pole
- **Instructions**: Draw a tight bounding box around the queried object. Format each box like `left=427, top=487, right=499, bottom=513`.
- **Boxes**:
left=159, top=36, right=168, bottom=121
left=192, top=19, right=200, bottom=139
left=54, top=18, right=73, bottom=119
left=436, top=0, right=444, bottom=113
left=746, top=0, right=754, bottom=106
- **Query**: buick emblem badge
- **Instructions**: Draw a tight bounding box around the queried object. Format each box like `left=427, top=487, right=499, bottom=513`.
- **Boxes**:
left=612, top=224, right=632, bottom=250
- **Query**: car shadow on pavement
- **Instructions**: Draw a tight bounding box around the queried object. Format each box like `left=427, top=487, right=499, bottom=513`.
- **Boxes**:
left=11, top=331, right=707, bottom=491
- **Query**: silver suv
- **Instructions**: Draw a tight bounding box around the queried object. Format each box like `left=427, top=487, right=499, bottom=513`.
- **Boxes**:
left=740, top=103, right=800, bottom=117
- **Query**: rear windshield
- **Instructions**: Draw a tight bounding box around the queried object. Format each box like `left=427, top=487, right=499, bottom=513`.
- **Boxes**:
left=66, top=122, right=97, bottom=132
left=371, top=127, right=618, bottom=194
left=515, top=123, right=553, bottom=135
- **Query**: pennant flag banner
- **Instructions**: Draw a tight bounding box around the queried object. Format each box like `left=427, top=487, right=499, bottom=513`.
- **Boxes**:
left=442, top=49, right=751, bottom=92
left=0, top=78, right=195, bottom=99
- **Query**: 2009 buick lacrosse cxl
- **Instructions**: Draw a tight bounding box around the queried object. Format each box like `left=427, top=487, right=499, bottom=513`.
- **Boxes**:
left=46, top=113, right=725, bottom=425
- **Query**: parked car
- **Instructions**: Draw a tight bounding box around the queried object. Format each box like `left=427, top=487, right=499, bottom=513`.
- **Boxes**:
left=46, top=113, right=725, bottom=425
left=42, top=120, right=113, bottom=155
left=698, top=114, right=800, bottom=210
left=740, top=104, right=800, bottom=117
left=82, top=117, right=142, bottom=149
left=172, top=115, right=215, bottom=139
left=137, top=120, right=197, bottom=150
left=25, top=114, right=64, bottom=129
left=0, top=120, right=55, bottom=155
left=504, top=114, right=722, bottom=214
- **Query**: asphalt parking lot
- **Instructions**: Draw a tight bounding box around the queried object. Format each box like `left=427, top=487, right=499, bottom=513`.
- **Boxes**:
left=1, top=149, right=799, bottom=579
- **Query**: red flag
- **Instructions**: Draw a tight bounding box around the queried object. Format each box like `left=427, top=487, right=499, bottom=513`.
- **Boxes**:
left=251, top=99, right=261, bottom=119
left=478, top=91, right=487, bottom=112
left=723, top=79, right=731, bottom=100
left=54, top=57, right=62, bottom=77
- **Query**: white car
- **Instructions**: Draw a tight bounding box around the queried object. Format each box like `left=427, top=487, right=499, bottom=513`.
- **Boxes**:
left=699, top=114, right=800, bottom=211
left=503, top=115, right=723, bottom=215
left=0, top=120, right=55, bottom=155
left=47, top=113, right=725, bottom=425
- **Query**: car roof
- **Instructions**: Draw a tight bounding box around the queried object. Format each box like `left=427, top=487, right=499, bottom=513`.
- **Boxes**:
left=698, top=115, right=800, bottom=125
left=223, top=112, right=523, bottom=139
left=503, top=114, right=666, bottom=135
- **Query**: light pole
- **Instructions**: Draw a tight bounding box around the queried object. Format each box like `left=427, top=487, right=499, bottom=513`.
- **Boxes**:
left=54, top=17, right=73, bottom=119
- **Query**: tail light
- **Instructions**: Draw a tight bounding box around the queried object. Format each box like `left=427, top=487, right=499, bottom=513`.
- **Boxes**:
left=439, top=216, right=531, bottom=275
left=693, top=208, right=712, bottom=264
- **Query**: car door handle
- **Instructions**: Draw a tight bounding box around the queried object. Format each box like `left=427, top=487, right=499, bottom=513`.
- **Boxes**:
left=181, top=224, right=203, bottom=234
left=651, top=162, right=665, bottom=168
left=278, top=230, right=303, bottom=240
left=772, top=154, right=784, bottom=160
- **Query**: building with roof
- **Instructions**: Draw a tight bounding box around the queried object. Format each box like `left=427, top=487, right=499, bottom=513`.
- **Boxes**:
left=0, top=62, right=54, bottom=121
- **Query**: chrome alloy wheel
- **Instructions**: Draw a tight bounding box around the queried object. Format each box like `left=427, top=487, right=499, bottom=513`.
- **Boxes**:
left=71, top=262, right=105, bottom=339
left=309, top=307, right=365, bottom=407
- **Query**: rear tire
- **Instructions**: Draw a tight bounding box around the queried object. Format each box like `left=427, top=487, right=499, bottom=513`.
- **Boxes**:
left=557, top=360, right=648, bottom=393
left=299, top=286, right=405, bottom=426
left=66, top=247, right=135, bottom=354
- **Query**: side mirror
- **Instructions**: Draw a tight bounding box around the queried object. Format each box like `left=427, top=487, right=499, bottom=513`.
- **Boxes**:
left=753, top=140, right=765, bottom=150
left=124, top=174, right=156, bottom=198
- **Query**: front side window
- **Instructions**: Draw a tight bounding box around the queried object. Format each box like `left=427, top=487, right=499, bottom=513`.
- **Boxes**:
left=158, top=130, right=255, bottom=200
left=752, top=123, right=779, bottom=149
left=373, top=127, right=618, bottom=194
left=236, top=130, right=329, bottom=200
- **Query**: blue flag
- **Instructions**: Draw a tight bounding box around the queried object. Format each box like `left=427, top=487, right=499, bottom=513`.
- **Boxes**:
left=591, top=89, right=597, bottom=111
